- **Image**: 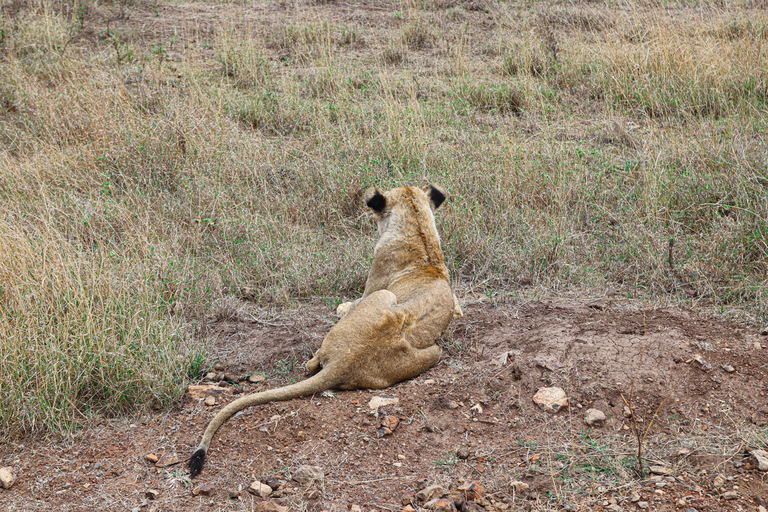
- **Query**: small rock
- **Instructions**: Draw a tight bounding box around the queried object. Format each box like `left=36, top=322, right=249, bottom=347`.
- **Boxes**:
left=721, top=491, right=738, bottom=500
left=248, top=373, right=265, bottom=383
left=649, top=465, right=673, bottom=476
left=457, top=480, right=482, bottom=500
left=584, top=408, right=606, bottom=426
left=248, top=480, right=272, bottom=498
left=204, top=395, right=217, bottom=406
left=423, top=379, right=436, bottom=385
left=193, top=483, right=215, bottom=496
left=470, top=403, right=483, bottom=414
left=256, top=504, right=289, bottom=512
left=401, top=491, right=417, bottom=505
left=676, top=499, right=686, bottom=507
left=368, top=396, right=399, bottom=411
left=264, top=477, right=283, bottom=490
left=192, top=482, right=214, bottom=496
left=204, top=371, right=216, bottom=381
left=532, top=387, right=568, bottom=413
left=350, top=506, right=362, bottom=512
left=0, top=467, right=16, bottom=489
left=630, top=493, right=641, bottom=502
left=424, top=498, right=456, bottom=511
left=456, top=447, right=471, bottom=460
left=403, top=506, right=416, bottom=512
left=296, top=430, right=307, bottom=441
left=377, top=415, right=400, bottom=437
left=145, top=489, right=160, bottom=500
left=624, top=406, right=632, bottom=417
left=155, top=452, right=181, bottom=467
left=713, top=474, right=726, bottom=489
left=509, top=481, right=529, bottom=493
left=637, top=501, right=649, bottom=509
left=676, top=447, right=691, bottom=458
left=749, top=449, right=768, bottom=471
left=693, top=354, right=707, bottom=366
left=416, top=484, right=447, bottom=502
left=226, top=490, right=240, bottom=500
left=144, top=453, right=159, bottom=463
left=758, top=507, right=767, bottom=512
left=721, top=364, right=735, bottom=373
left=292, top=465, right=324, bottom=485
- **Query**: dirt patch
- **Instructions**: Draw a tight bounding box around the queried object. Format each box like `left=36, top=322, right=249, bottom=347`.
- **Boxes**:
left=2, top=300, right=767, bottom=511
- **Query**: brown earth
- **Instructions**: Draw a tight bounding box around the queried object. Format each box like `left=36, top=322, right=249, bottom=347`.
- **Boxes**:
left=2, top=299, right=767, bottom=511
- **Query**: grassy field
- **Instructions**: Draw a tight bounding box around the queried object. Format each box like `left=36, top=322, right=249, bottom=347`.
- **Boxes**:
left=0, top=0, right=766, bottom=441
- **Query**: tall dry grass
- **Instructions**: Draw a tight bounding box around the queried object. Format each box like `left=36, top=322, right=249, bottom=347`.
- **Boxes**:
left=0, top=0, right=766, bottom=440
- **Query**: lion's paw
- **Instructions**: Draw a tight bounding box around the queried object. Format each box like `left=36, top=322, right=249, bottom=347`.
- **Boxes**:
left=336, top=301, right=354, bottom=318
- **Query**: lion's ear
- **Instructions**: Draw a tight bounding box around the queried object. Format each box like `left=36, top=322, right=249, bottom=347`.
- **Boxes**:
left=425, top=184, right=446, bottom=210
left=364, top=187, right=386, bottom=212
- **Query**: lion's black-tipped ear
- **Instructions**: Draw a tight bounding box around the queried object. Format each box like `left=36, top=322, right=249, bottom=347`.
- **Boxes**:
left=425, top=184, right=446, bottom=210
left=365, top=188, right=386, bottom=213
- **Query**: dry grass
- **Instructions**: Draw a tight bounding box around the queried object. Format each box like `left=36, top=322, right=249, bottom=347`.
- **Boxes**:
left=1, top=0, right=767, bottom=439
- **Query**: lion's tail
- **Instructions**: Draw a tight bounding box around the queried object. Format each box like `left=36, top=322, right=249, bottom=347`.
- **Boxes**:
left=189, top=368, right=338, bottom=478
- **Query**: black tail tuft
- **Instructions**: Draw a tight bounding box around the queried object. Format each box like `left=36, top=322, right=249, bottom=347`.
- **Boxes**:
left=189, top=448, right=206, bottom=479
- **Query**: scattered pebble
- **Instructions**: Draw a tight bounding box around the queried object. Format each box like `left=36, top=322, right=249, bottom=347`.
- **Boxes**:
left=532, top=387, right=568, bottom=413
left=255, top=503, right=288, bottom=512
left=713, top=474, right=726, bottom=489
left=292, top=465, right=324, bottom=485
left=457, top=480, right=482, bottom=500
left=145, top=489, right=160, bottom=500
left=721, top=364, right=735, bottom=373
left=248, top=480, right=272, bottom=498
left=0, top=467, right=16, bottom=489
left=247, top=373, right=265, bottom=383
left=424, top=498, right=455, bottom=511
left=749, top=449, right=768, bottom=471
left=584, top=408, right=606, bottom=426
left=637, top=501, right=649, bottom=509
left=722, top=491, right=738, bottom=500
left=456, top=447, right=471, bottom=460
left=378, top=415, right=400, bottom=437
left=204, top=396, right=216, bottom=406
left=191, top=483, right=215, bottom=496
left=368, top=396, right=399, bottom=411
left=416, top=484, right=447, bottom=502
left=144, top=453, right=159, bottom=463
left=155, top=452, right=181, bottom=468
left=649, top=465, right=673, bottom=476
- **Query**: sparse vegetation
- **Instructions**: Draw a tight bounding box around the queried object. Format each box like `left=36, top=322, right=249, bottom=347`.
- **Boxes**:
left=1, top=0, right=767, bottom=443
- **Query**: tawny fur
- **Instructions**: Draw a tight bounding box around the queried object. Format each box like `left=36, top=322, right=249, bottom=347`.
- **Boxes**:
left=189, top=184, right=462, bottom=478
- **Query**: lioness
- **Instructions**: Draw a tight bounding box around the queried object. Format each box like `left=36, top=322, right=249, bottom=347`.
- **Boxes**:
left=189, top=184, right=462, bottom=478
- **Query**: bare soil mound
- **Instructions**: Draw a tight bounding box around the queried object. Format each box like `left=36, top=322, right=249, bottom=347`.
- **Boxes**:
left=2, top=301, right=767, bottom=511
